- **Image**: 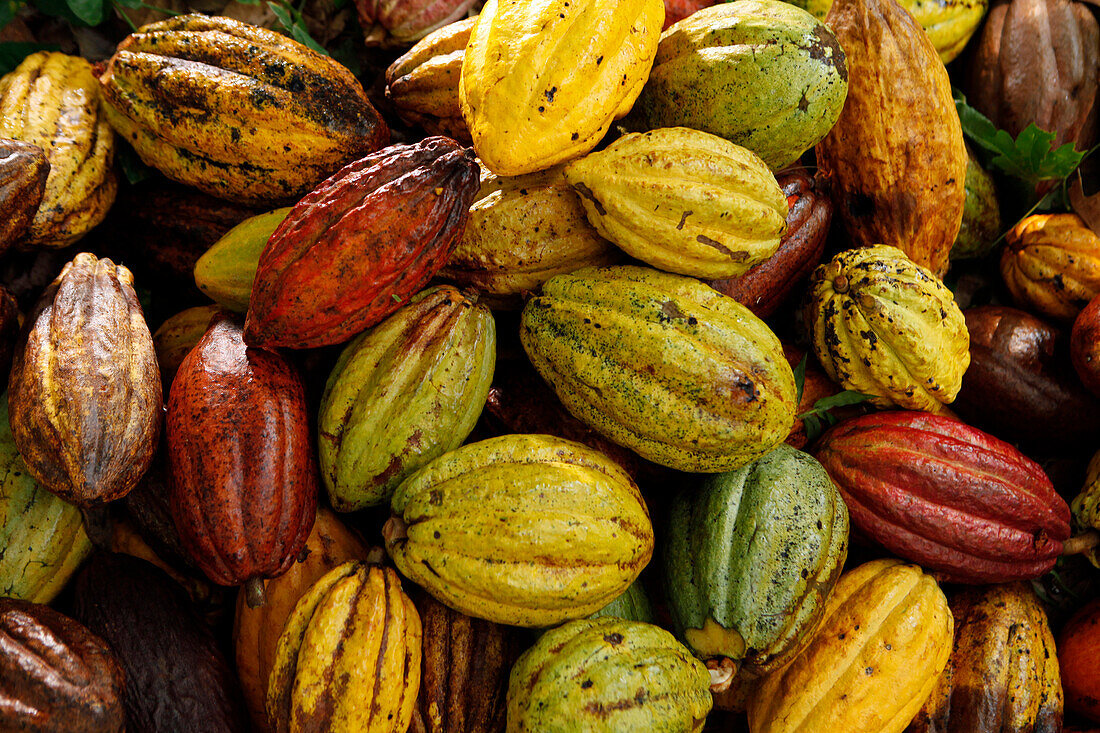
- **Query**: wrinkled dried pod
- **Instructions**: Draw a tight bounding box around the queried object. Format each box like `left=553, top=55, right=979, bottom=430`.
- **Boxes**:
left=8, top=253, right=162, bottom=507
left=0, top=138, right=48, bottom=253
left=1002, top=213, right=1100, bottom=321
left=816, top=0, right=967, bottom=278
left=0, top=598, right=125, bottom=733
left=359, top=0, right=477, bottom=45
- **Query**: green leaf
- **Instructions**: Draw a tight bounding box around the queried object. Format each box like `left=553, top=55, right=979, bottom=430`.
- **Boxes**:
left=0, top=41, right=59, bottom=76
left=290, top=22, right=326, bottom=54
left=0, top=0, right=25, bottom=29
left=799, top=390, right=875, bottom=418
left=266, top=0, right=294, bottom=29
left=111, top=0, right=142, bottom=9
left=116, top=141, right=153, bottom=185
left=29, top=0, right=85, bottom=24
left=65, top=0, right=106, bottom=26
left=793, top=354, right=807, bottom=405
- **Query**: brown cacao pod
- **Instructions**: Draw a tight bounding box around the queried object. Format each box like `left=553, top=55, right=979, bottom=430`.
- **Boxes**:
left=956, top=305, right=1100, bottom=449
left=166, top=312, right=317, bottom=594
left=1002, top=213, right=1100, bottom=321
left=709, top=167, right=832, bottom=318
left=967, top=0, right=1099, bottom=154
left=8, top=253, right=162, bottom=506
left=245, top=137, right=480, bottom=349
left=0, top=282, right=20, bottom=383
left=411, top=591, right=524, bottom=733
left=0, top=598, right=125, bottom=733
left=0, top=138, right=48, bottom=254
left=1072, top=293, right=1100, bottom=396
left=359, top=0, right=477, bottom=45
left=816, top=0, right=966, bottom=278
left=907, top=582, right=1062, bottom=733
left=71, top=552, right=250, bottom=732
left=815, top=411, right=1071, bottom=583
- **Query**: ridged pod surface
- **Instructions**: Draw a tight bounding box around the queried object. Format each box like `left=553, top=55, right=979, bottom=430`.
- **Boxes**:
left=507, top=617, right=712, bottom=732
left=266, top=561, right=421, bottom=733
left=385, top=434, right=654, bottom=627
left=244, top=137, right=480, bottom=349
left=748, top=559, right=953, bottom=733
left=166, top=313, right=317, bottom=589
left=460, top=0, right=664, bottom=175
left=630, top=0, right=848, bottom=171
left=99, top=14, right=389, bottom=205
left=1071, top=450, right=1100, bottom=569
left=1001, top=213, right=1100, bottom=321
left=437, top=164, right=620, bottom=307
left=805, top=245, right=970, bottom=413
left=8, top=253, right=162, bottom=506
left=194, top=207, right=292, bottom=313
left=907, top=583, right=1062, bottom=733
left=0, top=138, right=49, bottom=253
left=814, top=411, right=1071, bottom=583
left=0, top=394, right=91, bottom=603
left=564, top=128, right=787, bottom=278
left=520, top=265, right=797, bottom=473
left=664, top=444, right=849, bottom=675
left=0, top=598, right=125, bottom=733
left=318, top=286, right=496, bottom=511
left=816, top=0, right=967, bottom=278
left=358, top=0, right=477, bottom=45
left=0, top=53, right=116, bottom=248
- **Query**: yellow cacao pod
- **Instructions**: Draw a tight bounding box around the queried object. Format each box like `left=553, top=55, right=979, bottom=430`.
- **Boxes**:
left=805, top=245, right=970, bottom=413
left=1071, top=450, right=1100, bottom=569
left=0, top=52, right=116, bottom=248
left=460, top=0, right=664, bottom=175
left=1001, top=213, right=1100, bottom=321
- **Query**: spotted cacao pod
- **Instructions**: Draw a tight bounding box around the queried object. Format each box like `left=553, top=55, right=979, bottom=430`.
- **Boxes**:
left=1002, top=213, right=1100, bottom=321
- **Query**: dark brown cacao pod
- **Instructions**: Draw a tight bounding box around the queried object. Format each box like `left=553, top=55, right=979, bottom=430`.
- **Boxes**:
left=244, top=136, right=480, bottom=349
left=1071, top=293, right=1100, bottom=397
left=166, top=312, right=317, bottom=594
left=0, top=138, right=49, bottom=254
left=955, top=305, right=1100, bottom=449
left=0, top=597, right=125, bottom=733
left=0, top=283, right=21, bottom=383
left=71, top=552, right=249, bottom=733
left=709, top=168, right=832, bottom=317
left=8, top=252, right=162, bottom=506
left=123, top=440, right=199, bottom=576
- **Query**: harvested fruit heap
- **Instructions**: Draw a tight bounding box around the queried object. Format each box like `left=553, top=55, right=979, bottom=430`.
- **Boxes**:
left=1, top=0, right=1099, bottom=731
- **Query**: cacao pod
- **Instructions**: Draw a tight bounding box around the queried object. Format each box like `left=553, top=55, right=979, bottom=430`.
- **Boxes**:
left=589, top=578, right=657, bottom=624
left=1059, top=599, right=1100, bottom=723
left=0, top=138, right=48, bottom=254
left=664, top=0, right=716, bottom=27
left=950, top=146, right=1003, bottom=261
left=781, top=344, right=848, bottom=451
left=166, top=312, right=317, bottom=593
left=358, top=0, right=477, bottom=45
left=120, top=445, right=198, bottom=577
left=665, top=444, right=849, bottom=676
left=709, top=167, right=832, bottom=318
left=244, top=137, right=480, bottom=349
left=193, top=207, right=291, bottom=313
left=0, top=283, right=19, bottom=382
left=152, top=305, right=220, bottom=392
left=0, top=598, right=125, bottom=733
left=804, top=245, right=970, bottom=413
left=99, top=14, right=389, bottom=205
left=384, top=434, right=654, bottom=627
left=520, top=265, right=797, bottom=473
left=1001, top=213, right=1100, bottom=321
left=0, top=53, right=116, bottom=249
left=814, top=411, right=1071, bottom=583
left=630, top=0, right=848, bottom=171
left=815, top=0, right=967, bottom=278
left=1072, top=294, right=1100, bottom=396
left=8, top=252, right=162, bottom=506
left=748, top=559, right=953, bottom=733
left=907, top=583, right=1062, bottom=733
left=1071, top=450, right=1100, bottom=569
left=266, top=561, right=421, bottom=733
left=460, top=0, right=664, bottom=175
left=506, top=617, right=712, bottom=732
left=319, top=286, right=495, bottom=511
left=385, top=17, right=475, bottom=143
left=564, top=127, right=787, bottom=278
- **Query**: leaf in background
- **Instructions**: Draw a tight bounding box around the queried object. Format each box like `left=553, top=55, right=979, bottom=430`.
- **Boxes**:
left=0, top=41, right=60, bottom=76
left=0, top=0, right=25, bottom=29
left=793, top=354, right=807, bottom=405
left=290, top=22, right=326, bottom=54
left=266, top=0, right=294, bottom=30
left=65, top=0, right=106, bottom=26
left=798, top=390, right=875, bottom=417
left=111, top=0, right=142, bottom=9
left=30, top=0, right=86, bottom=24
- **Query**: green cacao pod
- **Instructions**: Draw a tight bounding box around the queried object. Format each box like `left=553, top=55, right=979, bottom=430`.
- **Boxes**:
left=384, top=434, right=654, bottom=627
left=194, top=207, right=292, bottom=312
left=630, top=0, right=848, bottom=170
left=0, top=393, right=92, bottom=603
left=318, top=286, right=496, bottom=511
left=950, top=146, right=1002, bottom=261
left=590, top=578, right=657, bottom=624
left=506, top=617, right=712, bottom=732
left=1072, top=450, right=1100, bottom=568
left=520, top=265, right=797, bottom=473
left=563, top=127, right=787, bottom=278
left=153, top=305, right=220, bottom=391
left=665, top=444, right=849, bottom=676
left=804, top=245, right=970, bottom=413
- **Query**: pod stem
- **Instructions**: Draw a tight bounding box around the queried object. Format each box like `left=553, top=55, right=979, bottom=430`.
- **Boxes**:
left=365, top=546, right=386, bottom=565
left=244, top=578, right=267, bottom=609
left=1063, top=530, right=1100, bottom=556
left=382, top=515, right=409, bottom=549
left=706, top=658, right=737, bottom=694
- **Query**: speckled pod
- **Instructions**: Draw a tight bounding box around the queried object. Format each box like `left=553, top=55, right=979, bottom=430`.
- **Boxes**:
left=1001, top=213, right=1100, bottom=321
left=384, top=434, right=654, bottom=627
left=506, top=617, right=712, bottom=733
left=804, top=245, right=969, bottom=413
left=520, top=265, right=797, bottom=473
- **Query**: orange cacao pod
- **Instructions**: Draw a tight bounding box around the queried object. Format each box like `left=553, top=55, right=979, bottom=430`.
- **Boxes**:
left=1002, top=213, right=1100, bottom=321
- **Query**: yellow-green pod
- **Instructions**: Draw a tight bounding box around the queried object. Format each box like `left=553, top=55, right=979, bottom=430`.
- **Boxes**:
left=194, top=207, right=292, bottom=312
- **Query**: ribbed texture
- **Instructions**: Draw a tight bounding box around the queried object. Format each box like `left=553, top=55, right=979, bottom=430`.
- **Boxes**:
left=359, top=0, right=478, bottom=43
left=1001, top=213, right=1100, bottom=321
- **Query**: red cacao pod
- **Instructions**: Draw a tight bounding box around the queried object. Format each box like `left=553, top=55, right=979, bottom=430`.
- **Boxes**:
left=709, top=168, right=832, bottom=318
left=814, top=411, right=1071, bottom=584
left=167, top=312, right=317, bottom=595
left=358, top=0, right=478, bottom=45
left=1059, top=598, right=1100, bottom=724
left=663, top=0, right=716, bottom=28
left=1072, top=293, right=1100, bottom=397
left=244, top=136, right=480, bottom=350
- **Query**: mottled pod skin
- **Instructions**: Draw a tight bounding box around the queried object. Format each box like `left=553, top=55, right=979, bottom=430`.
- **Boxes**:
left=385, top=434, right=654, bottom=627
left=358, top=0, right=478, bottom=45
left=815, top=411, right=1071, bottom=583
left=1071, top=451, right=1100, bottom=569
left=8, top=252, right=162, bottom=507
left=0, top=138, right=49, bottom=253
left=506, top=617, right=712, bottom=733
left=0, top=598, right=125, bottom=733
left=950, top=148, right=1002, bottom=261
left=266, top=562, right=421, bottom=733
left=1002, top=213, right=1100, bottom=321
left=166, top=312, right=317, bottom=589
left=245, top=137, right=480, bottom=349
left=907, top=583, right=1062, bottom=733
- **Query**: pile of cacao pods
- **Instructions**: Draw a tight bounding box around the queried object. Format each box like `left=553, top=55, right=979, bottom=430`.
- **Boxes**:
left=0, top=0, right=1098, bottom=730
